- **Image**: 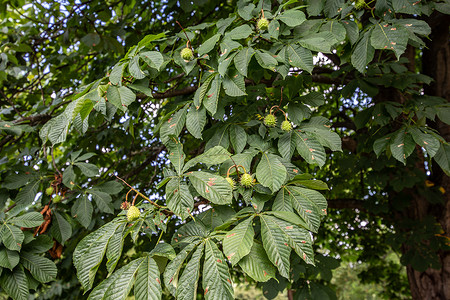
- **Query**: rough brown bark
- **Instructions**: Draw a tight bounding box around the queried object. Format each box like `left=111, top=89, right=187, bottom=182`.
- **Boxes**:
left=406, top=13, right=450, bottom=300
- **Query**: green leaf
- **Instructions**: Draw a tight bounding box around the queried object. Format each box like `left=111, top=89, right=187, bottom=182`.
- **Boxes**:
left=370, top=22, right=408, bottom=59
left=203, top=76, right=222, bottom=115
left=135, top=257, right=162, bottom=300
left=176, top=243, right=204, bottom=300
left=187, top=171, right=233, bottom=205
left=128, top=56, right=145, bottom=79
left=392, top=0, right=422, bottom=14
left=194, top=73, right=216, bottom=108
left=223, top=216, right=255, bottom=266
left=88, top=189, right=114, bottom=214
left=238, top=241, right=276, bottom=282
left=284, top=186, right=327, bottom=233
left=294, top=130, right=326, bottom=167
left=256, top=153, right=287, bottom=193
left=389, top=128, right=416, bottom=164
left=266, top=211, right=309, bottom=230
left=140, top=51, right=164, bottom=70
left=15, top=180, right=40, bottom=206
left=72, top=195, right=93, bottom=228
left=300, top=124, right=342, bottom=152
left=166, top=178, right=194, bottom=220
left=8, top=212, right=43, bottom=228
left=238, top=2, right=256, bottom=20
left=218, top=52, right=237, bottom=76
left=160, top=105, right=188, bottom=144
left=259, top=215, right=291, bottom=279
left=434, top=143, right=450, bottom=176
left=205, top=126, right=229, bottom=151
left=0, top=267, right=29, bottom=300
left=106, top=223, right=126, bottom=274
left=203, top=240, right=234, bottom=299
left=286, top=44, right=313, bottom=74
left=226, top=24, right=253, bottom=40
left=51, top=212, right=72, bottom=245
left=88, top=257, right=144, bottom=300
left=270, top=217, right=315, bottom=265
left=234, top=47, right=255, bottom=77
left=0, top=223, right=24, bottom=251
left=73, top=221, right=120, bottom=291
left=20, top=252, right=57, bottom=283
left=109, top=62, right=125, bottom=85
left=186, top=105, right=206, bottom=140
left=351, top=30, right=375, bottom=73
left=198, top=34, right=221, bottom=56
left=75, top=162, right=99, bottom=177
left=223, top=72, right=246, bottom=97
left=278, top=131, right=296, bottom=160
left=373, top=133, right=394, bottom=157
left=410, top=127, right=440, bottom=158
left=287, top=103, right=311, bottom=125
left=278, top=10, right=306, bottom=27
left=229, top=125, right=247, bottom=153
left=63, top=165, right=76, bottom=188
left=164, top=243, right=198, bottom=296
left=341, top=20, right=359, bottom=45
left=290, top=179, right=329, bottom=190
left=268, top=19, right=280, bottom=39
left=106, top=85, right=136, bottom=112
left=273, top=188, right=294, bottom=212
left=0, top=248, right=19, bottom=270
left=183, top=146, right=231, bottom=172
left=166, top=138, right=185, bottom=175
left=3, top=172, right=34, bottom=189
left=255, top=50, right=278, bottom=71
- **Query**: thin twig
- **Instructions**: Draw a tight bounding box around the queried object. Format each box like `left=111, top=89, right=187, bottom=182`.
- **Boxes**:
left=114, top=175, right=162, bottom=209
left=51, top=147, right=62, bottom=176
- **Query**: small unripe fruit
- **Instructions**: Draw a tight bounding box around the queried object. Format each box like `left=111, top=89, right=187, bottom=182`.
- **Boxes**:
left=226, top=177, right=235, bottom=189
left=281, top=120, right=293, bottom=132
left=240, top=173, right=254, bottom=188
left=264, top=114, right=277, bottom=127
left=257, top=18, right=270, bottom=31
left=45, top=187, right=54, bottom=196
left=181, top=47, right=194, bottom=61
left=127, top=206, right=141, bottom=222
left=53, top=195, right=61, bottom=203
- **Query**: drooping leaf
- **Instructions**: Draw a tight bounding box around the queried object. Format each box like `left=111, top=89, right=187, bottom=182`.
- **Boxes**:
left=238, top=241, right=276, bottom=282
left=187, top=171, right=233, bottom=205
left=0, top=267, right=29, bottom=300
left=166, top=178, right=194, bottom=220
left=0, top=223, right=24, bottom=251
left=223, top=216, right=255, bottom=266
left=20, top=252, right=57, bottom=283
left=134, top=257, right=162, bottom=300
left=256, top=153, right=287, bottom=193
left=0, top=248, right=19, bottom=270
left=176, top=243, right=204, bottom=300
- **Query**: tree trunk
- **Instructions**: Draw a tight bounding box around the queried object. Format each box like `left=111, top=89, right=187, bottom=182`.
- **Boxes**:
left=406, top=12, right=450, bottom=300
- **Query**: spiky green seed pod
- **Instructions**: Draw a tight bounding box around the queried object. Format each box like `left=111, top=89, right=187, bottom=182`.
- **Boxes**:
left=226, top=177, right=235, bottom=189
left=281, top=120, right=293, bottom=132
left=264, top=114, right=277, bottom=127
left=240, top=173, right=254, bottom=188
left=181, top=47, right=194, bottom=61
left=45, top=186, right=54, bottom=196
left=257, top=18, right=270, bottom=31
left=53, top=195, right=61, bottom=203
left=127, top=206, right=141, bottom=222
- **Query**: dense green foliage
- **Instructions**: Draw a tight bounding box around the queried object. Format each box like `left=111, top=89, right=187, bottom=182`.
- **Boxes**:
left=1, top=0, right=450, bottom=299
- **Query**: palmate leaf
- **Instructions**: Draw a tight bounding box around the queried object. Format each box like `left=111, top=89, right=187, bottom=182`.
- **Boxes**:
left=203, top=76, right=222, bottom=115
left=203, top=239, right=234, bottom=300
left=351, top=30, right=375, bottom=73
left=259, top=215, right=291, bottom=279
left=164, top=243, right=198, bottom=296
left=285, top=44, right=313, bottom=74
left=300, top=122, right=342, bottom=152
left=218, top=52, right=237, bottom=76
left=434, top=143, right=450, bottom=176
left=134, top=257, right=162, bottom=300
left=187, top=171, right=233, bottom=205
left=229, top=125, right=247, bottom=154
left=193, top=73, right=216, bottom=108
left=238, top=241, right=276, bottom=282
left=50, top=212, right=73, bottom=245
left=176, top=243, right=204, bottom=300
left=88, top=257, right=144, bottom=300
left=409, top=127, right=440, bottom=158
left=73, top=221, right=120, bottom=291
left=106, top=85, right=136, bottom=112
left=278, top=131, right=296, bottom=160
left=256, top=153, right=287, bottom=193
left=160, top=105, right=188, bottom=145
left=72, top=195, right=94, bottom=228
left=166, top=177, right=194, bottom=220
left=20, top=252, right=57, bottom=283
left=222, top=72, right=246, bottom=97
left=222, top=216, right=255, bottom=266
left=283, top=186, right=327, bottom=233
left=0, top=266, right=28, bottom=300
